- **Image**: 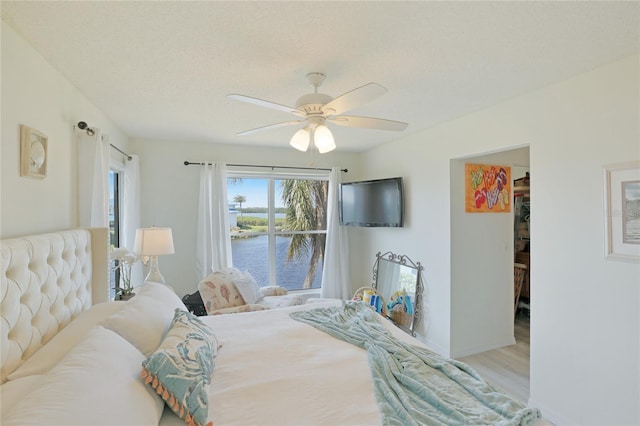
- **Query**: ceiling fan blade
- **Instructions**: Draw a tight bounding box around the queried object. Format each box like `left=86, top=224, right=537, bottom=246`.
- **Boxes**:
left=322, top=83, right=388, bottom=115
left=228, top=94, right=305, bottom=117
left=236, top=120, right=303, bottom=136
left=328, top=115, right=408, bottom=131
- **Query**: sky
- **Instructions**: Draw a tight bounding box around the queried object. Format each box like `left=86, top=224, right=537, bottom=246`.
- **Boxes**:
left=625, top=181, right=640, bottom=201
left=227, top=178, right=284, bottom=208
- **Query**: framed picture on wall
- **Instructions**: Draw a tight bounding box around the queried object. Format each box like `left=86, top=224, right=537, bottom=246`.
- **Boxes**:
left=20, top=124, right=48, bottom=179
left=464, top=163, right=512, bottom=213
left=603, top=161, right=640, bottom=262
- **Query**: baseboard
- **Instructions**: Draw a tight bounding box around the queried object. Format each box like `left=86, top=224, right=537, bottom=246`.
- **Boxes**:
left=451, top=335, right=516, bottom=359
left=528, top=397, right=571, bottom=425
left=422, top=337, right=450, bottom=358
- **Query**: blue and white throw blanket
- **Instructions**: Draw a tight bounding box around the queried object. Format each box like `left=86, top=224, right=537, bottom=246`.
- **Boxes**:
left=290, top=301, right=541, bottom=426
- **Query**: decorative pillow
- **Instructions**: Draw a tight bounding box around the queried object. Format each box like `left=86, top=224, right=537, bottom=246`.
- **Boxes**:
left=3, top=326, right=164, bottom=425
left=102, top=293, right=181, bottom=356
left=142, top=309, right=218, bottom=426
left=7, top=301, right=125, bottom=380
left=198, top=269, right=246, bottom=313
left=234, top=271, right=264, bottom=304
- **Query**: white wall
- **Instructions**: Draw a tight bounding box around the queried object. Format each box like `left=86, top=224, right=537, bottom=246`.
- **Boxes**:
left=130, top=137, right=362, bottom=297
left=1, top=22, right=129, bottom=238
left=355, top=54, right=640, bottom=425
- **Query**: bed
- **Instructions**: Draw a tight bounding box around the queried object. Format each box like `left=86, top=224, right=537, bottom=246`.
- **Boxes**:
left=1, top=228, right=541, bottom=425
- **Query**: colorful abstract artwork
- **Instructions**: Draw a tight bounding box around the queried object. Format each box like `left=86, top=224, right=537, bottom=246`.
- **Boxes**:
left=465, top=163, right=512, bottom=213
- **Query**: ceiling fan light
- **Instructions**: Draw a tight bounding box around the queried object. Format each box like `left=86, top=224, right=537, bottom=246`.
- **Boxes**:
left=314, top=125, right=336, bottom=154
left=290, top=128, right=310, bottom=151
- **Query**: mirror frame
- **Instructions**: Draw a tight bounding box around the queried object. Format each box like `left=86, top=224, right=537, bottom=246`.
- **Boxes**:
left=372, top=251, right=424, bottom=336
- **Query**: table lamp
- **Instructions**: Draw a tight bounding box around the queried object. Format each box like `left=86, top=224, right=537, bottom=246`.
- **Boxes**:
left=134, top=226, right=175, bottom=284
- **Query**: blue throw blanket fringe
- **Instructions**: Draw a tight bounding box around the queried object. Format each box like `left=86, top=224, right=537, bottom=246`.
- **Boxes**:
left=290, top=301, right=541, bottom=426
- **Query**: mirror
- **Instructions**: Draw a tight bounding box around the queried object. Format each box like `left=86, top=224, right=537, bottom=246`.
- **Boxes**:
left=372, top=251, right=423, bottom=336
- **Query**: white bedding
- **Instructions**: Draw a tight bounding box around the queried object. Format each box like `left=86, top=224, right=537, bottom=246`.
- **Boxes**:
left=0, top=282, right=181, bottom=425
left=1, top=286, right=539, bottom=426
left=160, top=300, right=422, bottom=426
left=1, top=229, right=542, bottom=426
left=3, top=326, right=164, bottom=426
left=1, top=287, right=406, bottom=426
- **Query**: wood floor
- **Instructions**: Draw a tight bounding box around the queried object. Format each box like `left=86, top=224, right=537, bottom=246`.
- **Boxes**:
left=458, top=311, right=531, bottom=404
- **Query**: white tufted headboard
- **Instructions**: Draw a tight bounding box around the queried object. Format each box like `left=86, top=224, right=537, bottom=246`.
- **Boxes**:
left=0, top=228, right=109, bottom=382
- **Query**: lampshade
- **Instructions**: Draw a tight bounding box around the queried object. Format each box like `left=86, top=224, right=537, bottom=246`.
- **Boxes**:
left=290, top=127, right=310, bottom=151
left=314, top=125, right=336, bottom=153
left=134, top=227, right=175, bottom=256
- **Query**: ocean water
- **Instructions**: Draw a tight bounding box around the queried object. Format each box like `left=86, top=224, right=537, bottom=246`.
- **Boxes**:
left=237, top=212, right=285, bottom=219
left=231, top=235, right=322, bottom=291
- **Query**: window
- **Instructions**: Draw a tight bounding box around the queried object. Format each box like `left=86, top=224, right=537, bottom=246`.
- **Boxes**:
left=109, top=170, right=121, bottom=297
left=228, top=174, right=328, bottom=291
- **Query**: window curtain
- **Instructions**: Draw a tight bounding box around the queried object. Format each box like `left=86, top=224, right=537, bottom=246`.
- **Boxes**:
left=77, top=129, right=109, bottom=228
left=321, top=167, right=351, bottom=299
left=122, top=155, right=142, bottom=283
left=196, top=161, right=233, bottom=280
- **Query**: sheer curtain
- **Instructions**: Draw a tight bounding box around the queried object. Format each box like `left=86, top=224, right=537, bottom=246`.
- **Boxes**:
left=122, top=155, right=142, bottom=283
left=121, top=155, right=140, bottom=249
left=196, top=161, right=233, bottom=280
left=321, top=167, right=351, bottom=299
left=77, top=129, right=109, bottom=227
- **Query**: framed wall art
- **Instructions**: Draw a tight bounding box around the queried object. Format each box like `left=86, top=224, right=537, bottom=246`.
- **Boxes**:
left=20, top=125, right=48, bottom=179
left=603, top=161, right=640, bottom=262
left=465, top=163, right=511, bottom=213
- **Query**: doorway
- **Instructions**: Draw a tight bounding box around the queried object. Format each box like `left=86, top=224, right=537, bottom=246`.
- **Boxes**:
left=513, top=167, right=530, bottom=317
left=450, top=146, right=531, bottom=401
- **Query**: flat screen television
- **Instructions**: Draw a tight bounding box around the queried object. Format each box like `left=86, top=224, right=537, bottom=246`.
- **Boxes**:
left=339, top=177, right=404, bottom=227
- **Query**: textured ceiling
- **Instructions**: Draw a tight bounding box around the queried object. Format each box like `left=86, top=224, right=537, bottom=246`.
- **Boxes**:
left=2, top=1, right=639, bottom=152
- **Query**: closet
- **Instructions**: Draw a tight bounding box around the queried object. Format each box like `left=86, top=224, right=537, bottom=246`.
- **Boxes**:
left=514, top=172, right=530, bottom=313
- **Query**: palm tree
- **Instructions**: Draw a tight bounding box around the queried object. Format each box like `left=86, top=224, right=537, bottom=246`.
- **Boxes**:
left=233, top=194, right=246, bottom=225
left=280, top=179, right=328, bottom=288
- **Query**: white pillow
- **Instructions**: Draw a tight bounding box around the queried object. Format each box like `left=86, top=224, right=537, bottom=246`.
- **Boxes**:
left=7, top=301, right=125, bottom=380
left=2, top=326, right=164, bottom=425
left=219, top=267, right=244, bottom=279
left=135, top=281, right=188, bottom=311
left=101, top=294, right=178, bottom=356
left=0, top=375, right=43, bottom=420
left=234, top=271, right=264, bottom=304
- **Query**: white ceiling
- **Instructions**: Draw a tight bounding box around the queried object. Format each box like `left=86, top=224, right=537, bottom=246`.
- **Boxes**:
left=2, top=1, right=639, bottom=152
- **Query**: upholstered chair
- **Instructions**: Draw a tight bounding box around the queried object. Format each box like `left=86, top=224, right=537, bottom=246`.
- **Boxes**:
left=197, top=268, right=304, bottom=315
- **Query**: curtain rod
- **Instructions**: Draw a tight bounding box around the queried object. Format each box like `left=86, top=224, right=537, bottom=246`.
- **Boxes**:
left=183, top=161, right=347, bottom=173
left=76, top=121, right=132, bottom=161
left=110, top=144, right=132, bottom=161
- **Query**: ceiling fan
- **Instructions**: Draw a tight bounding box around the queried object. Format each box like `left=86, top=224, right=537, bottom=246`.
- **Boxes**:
left=228, top=72, right=408, bottom=153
